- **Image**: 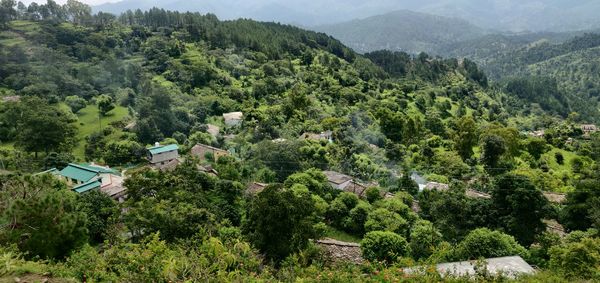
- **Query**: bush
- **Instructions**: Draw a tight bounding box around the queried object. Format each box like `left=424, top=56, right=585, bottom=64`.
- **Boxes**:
left=361, top=231, right=410, bottom=263
left=410, top=220, right=443, bottom=260
left=549, top=237, right=600, bottom=279
left=365, top=187, right=382, bottom=203
left=451, top=228, right=528, bottom=261
left=364, top=208, right=409, bottom=236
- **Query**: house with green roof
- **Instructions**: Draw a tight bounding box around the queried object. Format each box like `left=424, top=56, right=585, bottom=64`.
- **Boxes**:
left=52, top=163, right=123, bottom=196
left=148, top=142, right=180, bottom=166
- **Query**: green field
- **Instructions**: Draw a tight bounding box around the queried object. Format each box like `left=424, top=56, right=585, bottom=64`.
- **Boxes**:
left=72, top=104, right=129, bottom=158
left=323, top=226, right=361, bottom=243
left=542, top=147, right=580, bottom=175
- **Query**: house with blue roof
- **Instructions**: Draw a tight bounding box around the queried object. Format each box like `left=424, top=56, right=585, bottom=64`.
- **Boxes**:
left=148, top=142, right=180, bottom=167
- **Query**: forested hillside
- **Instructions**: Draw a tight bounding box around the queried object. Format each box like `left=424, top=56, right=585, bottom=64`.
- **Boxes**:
left=464, top=33, right=600, bottom=122
left=0, top=1, right=600, bottom=282
left=313, top=10, right=486, bottom=54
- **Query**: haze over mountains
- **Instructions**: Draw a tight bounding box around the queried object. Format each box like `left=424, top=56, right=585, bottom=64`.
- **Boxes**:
left=313, top=10, right=488, bottom=54
left=94, top=0, right=600, bottom=32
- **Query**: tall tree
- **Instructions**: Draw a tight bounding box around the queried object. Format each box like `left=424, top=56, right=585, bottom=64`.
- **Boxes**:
left=0, top=176, right=88, bottom=259
left=492, top=174, right=550, bottom=246
left=8, top=97, right=78, bottom=156
left=0, top=0, right=16, bottom=29
left=453, top=116, right=478, bottom=161
left=243, top=185, right=320, bottom=263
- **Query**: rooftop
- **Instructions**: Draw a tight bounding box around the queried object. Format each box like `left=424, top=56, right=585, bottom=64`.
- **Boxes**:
left=59, top=164, right=102, bottom=183
left=73, top=179, right=102, bottom=194
left=223, top=112, right=243, bottom=121
left=192, top=143, right=228, bottom=153
left=323, top=170, right=353, bottom=185
left=148, top=144, right=179, bottom=155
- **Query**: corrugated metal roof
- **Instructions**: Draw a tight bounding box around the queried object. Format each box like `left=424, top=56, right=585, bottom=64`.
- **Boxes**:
left=77, top=163, right=120, bottom=176
left=59, top=164, right=99, bottom=183
left=148, top=144, right=179, bottom=155
left=73, top=180, right=102, bottom=193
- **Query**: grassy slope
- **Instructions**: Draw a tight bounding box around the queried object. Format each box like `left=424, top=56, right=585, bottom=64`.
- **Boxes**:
left=72, top=104, right=129, bottom=158
left=324, top=226, right=362, bottom=243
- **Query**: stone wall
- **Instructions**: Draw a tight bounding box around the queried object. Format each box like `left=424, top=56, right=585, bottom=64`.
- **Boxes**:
left=316, top=238, right=363, bottom=265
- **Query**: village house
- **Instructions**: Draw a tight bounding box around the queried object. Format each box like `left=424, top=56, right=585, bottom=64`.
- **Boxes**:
left=323, top=170, right=353, bottom=190
left=247, top=182, right=268, bottom=195
left=191, top=143, right=229, bottom=162
left=466, top=189, right=492, bottom=199
left=424, top=182, right=450, bottom=192
left=147, top=143, right=179, bottom=166
left=543, top=192, right=567, bottom=204
left=198, top=164, right=219, bottom=177
left=529, top=130, right=545, bottom=138
left=322, top=170, right=377, bottom=198
left=43, top=163, right=126, bottom=202
left=581, top=124, right=597, bottom=135
left=223, top=112, right=243, bottom=126
left=1, top=95, right=21, bottom=103
left=300, top=130, right=333, bottom=142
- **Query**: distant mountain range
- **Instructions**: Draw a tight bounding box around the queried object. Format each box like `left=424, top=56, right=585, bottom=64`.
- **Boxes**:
left=94, top=0, right=600, bottom=32
left=313, top=10, right=487, bottom=54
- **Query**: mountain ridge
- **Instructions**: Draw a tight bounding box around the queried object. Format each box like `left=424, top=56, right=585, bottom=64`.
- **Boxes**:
left=312, top=10, right=487, bottom=54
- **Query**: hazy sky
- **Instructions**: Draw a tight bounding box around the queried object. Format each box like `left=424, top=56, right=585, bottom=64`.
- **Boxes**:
left=20, top=0, right=113, bottom=5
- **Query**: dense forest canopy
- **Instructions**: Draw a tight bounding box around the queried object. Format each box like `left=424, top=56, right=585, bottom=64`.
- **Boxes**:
left=0, top=1, right=599, bottom=282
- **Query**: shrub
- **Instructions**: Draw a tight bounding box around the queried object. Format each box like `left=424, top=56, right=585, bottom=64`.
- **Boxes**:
left=549, top=237, right=600, bottom=279
left=364, top=208, right=409, bottom=236
left=361, top=231, right=410, bottom=263
left=451, top=228, right=528, bottom=261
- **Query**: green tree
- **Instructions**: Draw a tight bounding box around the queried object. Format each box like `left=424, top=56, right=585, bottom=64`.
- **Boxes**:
left=365, top=187, right=383, bottom=203
left=524, top=137, right=549, bottom=160
left=244, top=185, right=320, bottom=263
left=346, top=201, right=371, bottom=235
left=361, top=231, right=410, bottom=263
left=326, top=192, right=359, bottom=230
left=283, top=169, right=330, bottom=197
left=0, top=0, right=16, bottom=29
left=396, top=172, right=418, bottom=195
left=125, top=198, right=216, bottom=242
left=549, top=237, right=600, bottom=280
left=364, top=208, right=409, bottom=236
left=492, top=174, right=550, bottom=246
left=0, top=188, right=88, bottom=259
left=561, top=179, right=600, bottom=231
left=65, top=95, right=87, bottom=114
left=453, top=116, right=478, bottom=160
left=10, top=97, right=77, bottom=155
left=410, top=220, right=443, bottom=260
left=77, top=191, right=118, bottom=244
left=97, top=94, right=115, bottom=116
left=65, top=0, right=91, bottom=25
left=451, top=228, right=528, bottom=261
left=480, top=134, right=506, bottom=173
left=103, top=140, right=145, bottom=166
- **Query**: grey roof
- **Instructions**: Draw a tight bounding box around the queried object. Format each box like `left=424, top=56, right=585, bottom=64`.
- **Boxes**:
left=406, top=256, right=535, bottom=279
left=223, top=112, right=243, bottom=121
left=323, top=170, right=352, bottom=185
left=424, top=182, right=450, bottom=191
left=206, top=124, right=220, bottom=136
